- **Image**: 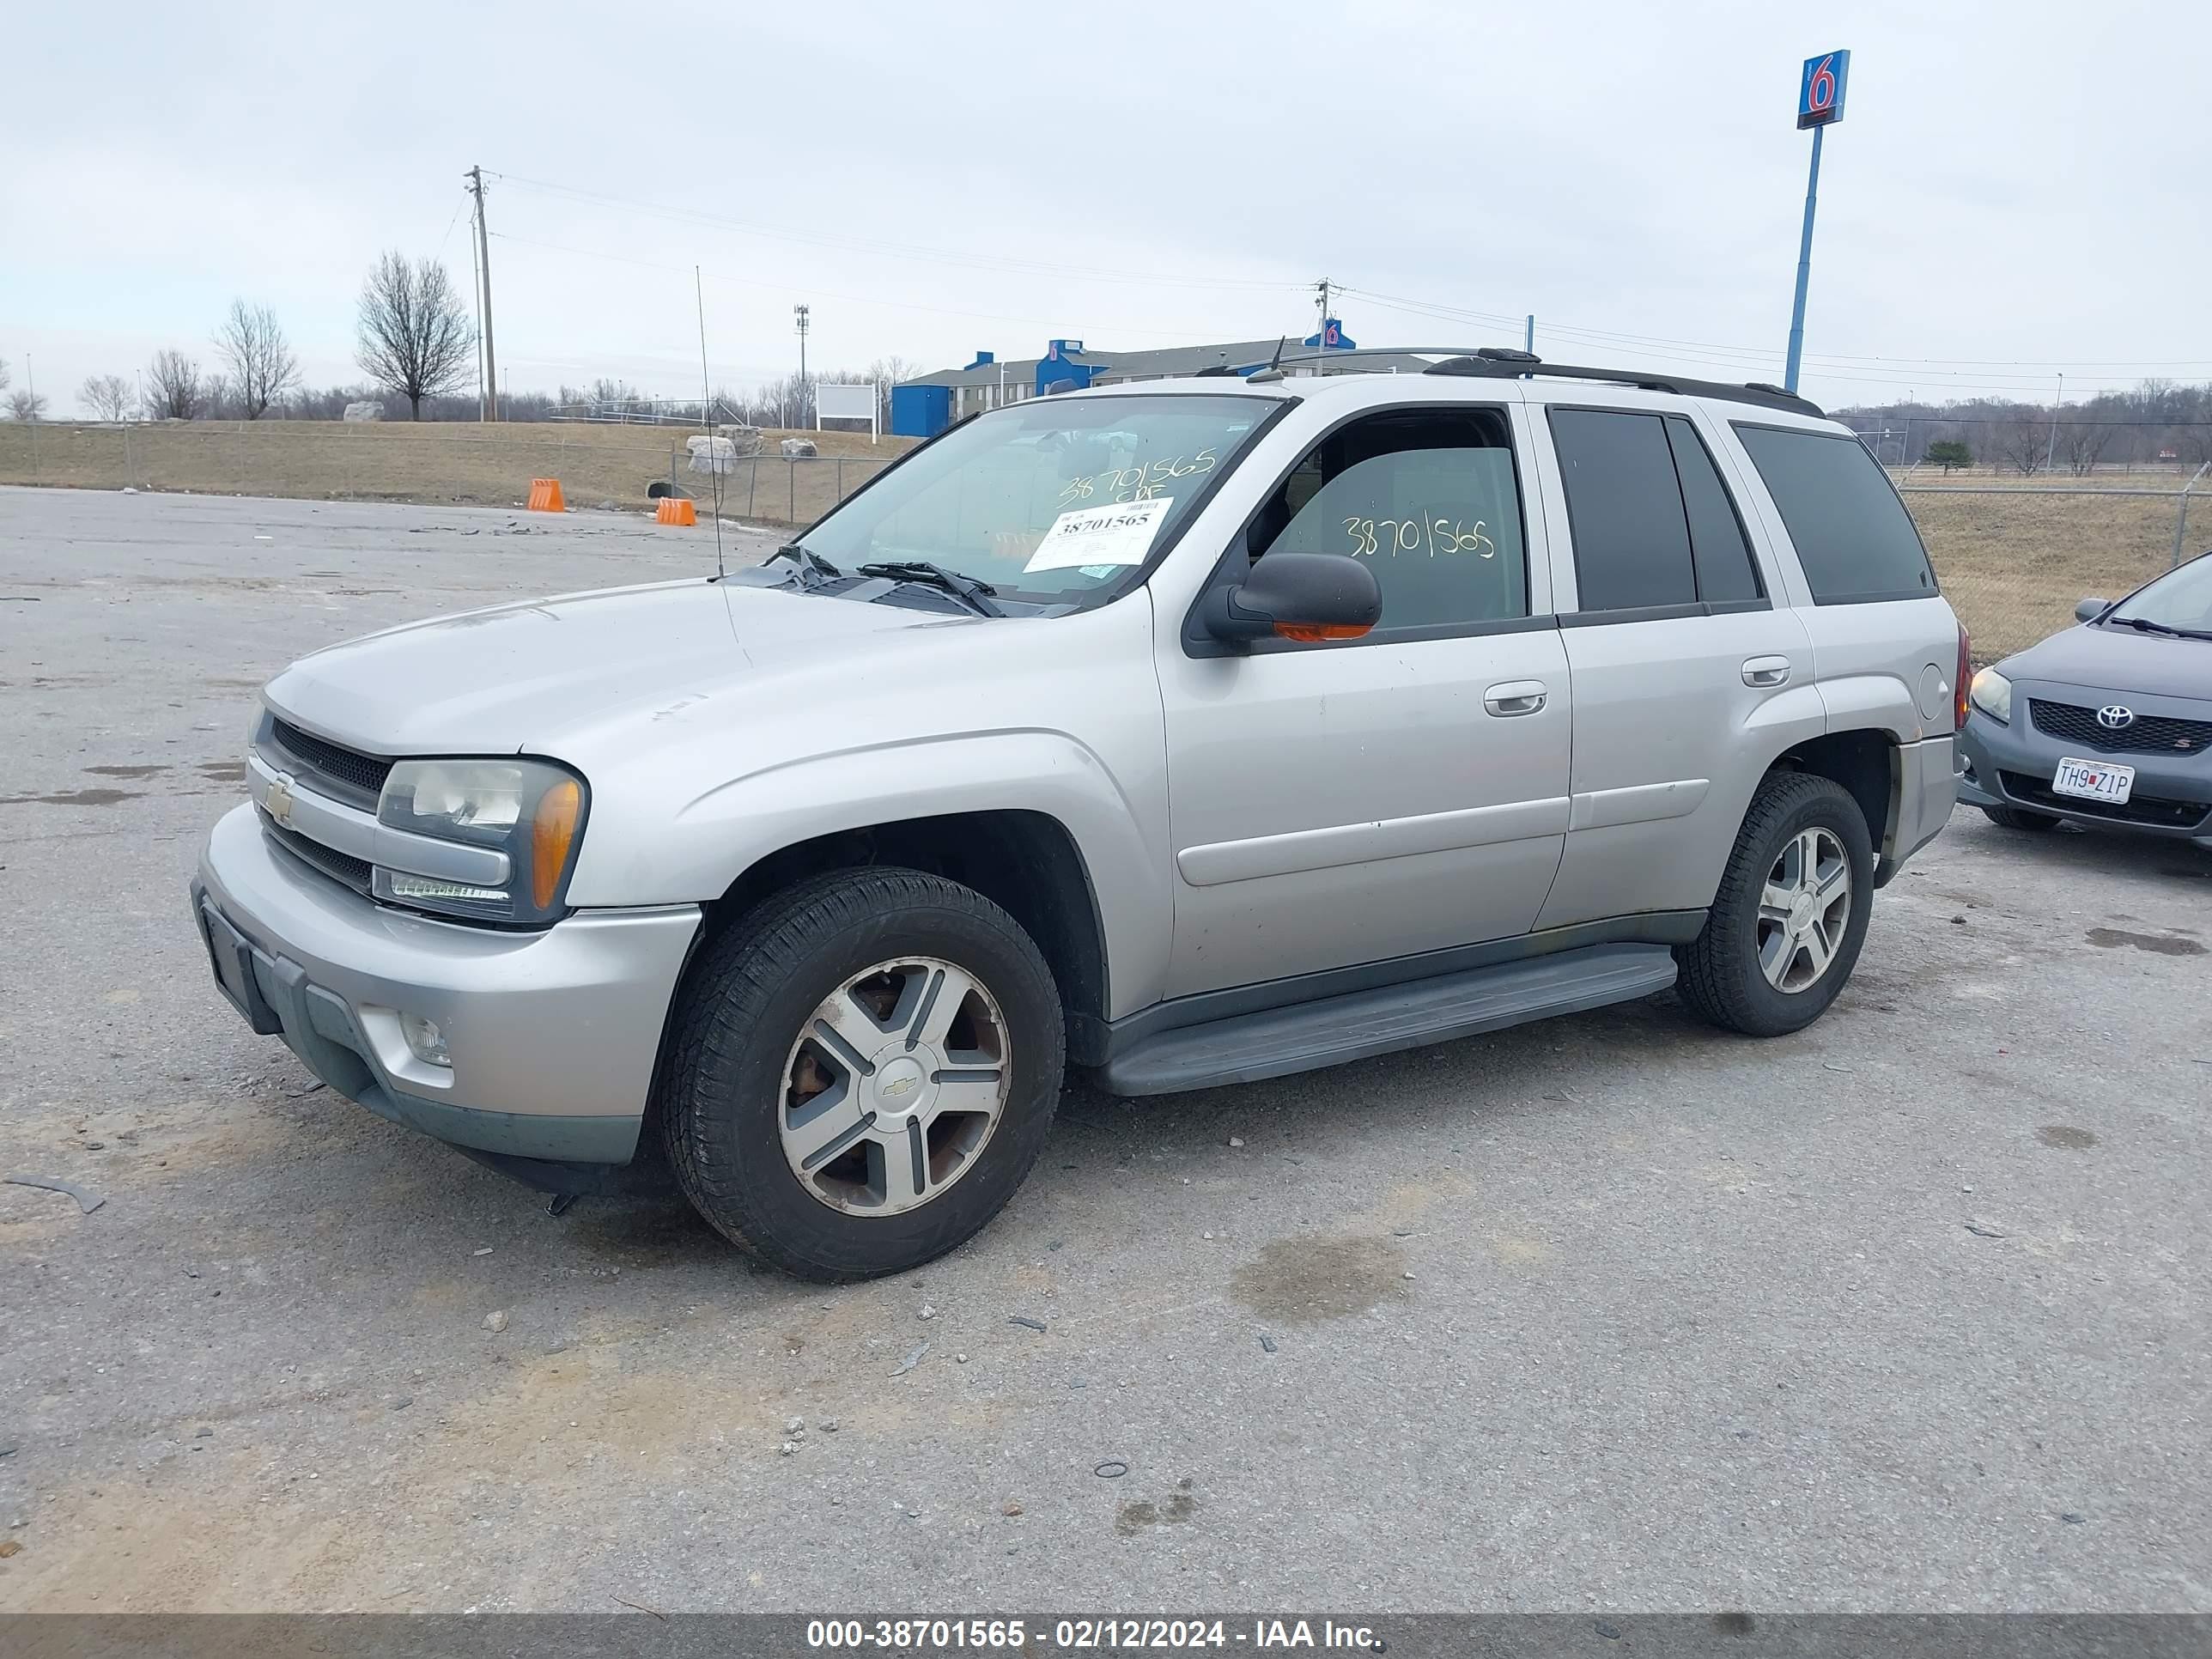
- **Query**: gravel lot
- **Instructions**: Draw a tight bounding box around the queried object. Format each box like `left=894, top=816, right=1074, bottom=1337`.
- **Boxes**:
left=2, top=485, right=2207, bottom=1614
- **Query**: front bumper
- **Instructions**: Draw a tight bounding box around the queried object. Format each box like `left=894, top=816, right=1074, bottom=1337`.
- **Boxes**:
left=1958, top=699, right=2212, bottom=845
left=191, top=804, right=701, bottom=1170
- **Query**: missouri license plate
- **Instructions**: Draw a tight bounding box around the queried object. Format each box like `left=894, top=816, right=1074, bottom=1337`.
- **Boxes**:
left=2051, top=757, right=2135, bottom=804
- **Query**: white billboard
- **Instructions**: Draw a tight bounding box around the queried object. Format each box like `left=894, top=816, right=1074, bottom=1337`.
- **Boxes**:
left=816, top=381, right=878, bottom=441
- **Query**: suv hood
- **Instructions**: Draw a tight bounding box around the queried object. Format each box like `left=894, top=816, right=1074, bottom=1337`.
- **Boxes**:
left=264, top=577, right=975, bottom=755
left=2002, top=620, right=2212, bottom=700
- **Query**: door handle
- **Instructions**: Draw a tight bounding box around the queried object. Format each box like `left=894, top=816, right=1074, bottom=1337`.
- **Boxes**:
left=1484, top=680, right=1547, bottom=717
left=1741, top=656, right=1791, bottom=689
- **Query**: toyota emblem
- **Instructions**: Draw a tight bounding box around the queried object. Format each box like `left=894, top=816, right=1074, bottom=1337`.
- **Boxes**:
left=2095, top=705, right=2136, bottom=731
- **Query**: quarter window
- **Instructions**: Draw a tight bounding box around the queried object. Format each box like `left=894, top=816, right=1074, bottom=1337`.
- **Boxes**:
left=1734, top=423, right=1937, bottom=604
left=1247, top=409, right=1529, bottom=631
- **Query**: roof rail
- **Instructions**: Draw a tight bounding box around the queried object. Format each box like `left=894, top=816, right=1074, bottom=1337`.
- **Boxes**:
left=1425, top=349, right=1824, bottom=416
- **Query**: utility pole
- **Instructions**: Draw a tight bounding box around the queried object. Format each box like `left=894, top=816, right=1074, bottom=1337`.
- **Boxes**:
left=793, top=304, right=811, bottom=428
left=2044, top=372, right=2063, bottom=474
left=466, top=166, right=499, bottom=422
left=1524, top=314, right=1535, bottom=355
left=1316, top=278, right=1331, bottom=356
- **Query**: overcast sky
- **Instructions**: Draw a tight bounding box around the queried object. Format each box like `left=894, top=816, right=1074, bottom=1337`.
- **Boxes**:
left=7, top=1, right=2209, bottom=416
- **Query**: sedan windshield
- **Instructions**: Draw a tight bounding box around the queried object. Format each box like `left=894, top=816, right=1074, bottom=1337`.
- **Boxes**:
left=796, top=394, right=1276, bottom=611
left=2106, top=552, right=2212, bottom=637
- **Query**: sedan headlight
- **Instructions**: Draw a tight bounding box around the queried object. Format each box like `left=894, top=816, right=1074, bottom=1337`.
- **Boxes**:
left=374, top=758, right=586, bottom=925
left=1967, top=668, right=2013, bottom=725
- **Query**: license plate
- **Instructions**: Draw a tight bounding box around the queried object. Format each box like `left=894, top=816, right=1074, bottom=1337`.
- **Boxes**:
left=2051, top=757, right=2135, bottom=804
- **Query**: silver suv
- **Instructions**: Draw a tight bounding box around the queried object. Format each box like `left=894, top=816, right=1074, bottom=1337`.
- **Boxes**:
left=191, top=351, right=1964, bottom=1279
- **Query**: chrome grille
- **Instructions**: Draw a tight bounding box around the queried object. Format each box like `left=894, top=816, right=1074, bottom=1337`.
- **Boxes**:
left=2029, top=698, right=2212, bottom=757
left=261, top=814, right=375, bottom=894
left=265, top=717, right=392, bottom=808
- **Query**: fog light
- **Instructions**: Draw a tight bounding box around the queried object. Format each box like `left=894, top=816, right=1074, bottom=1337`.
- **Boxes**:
left=385, top=872, right=507, bottom=907
left=399, top=1012, right=451, bottom=1068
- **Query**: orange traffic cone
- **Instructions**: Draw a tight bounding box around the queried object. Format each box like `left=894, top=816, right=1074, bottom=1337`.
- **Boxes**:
left=655, top=497, right=697, bottom=526
left=526, top=477, right=566, bottom=513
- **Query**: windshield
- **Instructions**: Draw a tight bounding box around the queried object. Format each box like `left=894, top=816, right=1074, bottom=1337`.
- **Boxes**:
left=2106, top=551, right=2212, bottom=635
left=797, top=394, right=1275, bottom=611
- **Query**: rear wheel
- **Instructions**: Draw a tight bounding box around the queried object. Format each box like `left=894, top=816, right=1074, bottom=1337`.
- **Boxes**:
left=661, top=867, right=1063, bottom=1281
left=1982, top=804, right=2061, bottom=833
left=1676, top=772, right=1875, bottom=1038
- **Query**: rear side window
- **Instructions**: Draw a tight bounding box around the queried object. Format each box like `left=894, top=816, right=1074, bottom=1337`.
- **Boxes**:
left=1664, top=416, right=1762, bottom=604
left=1548, top=409, right=1698, bottom=611
left=1734, top=424, right=1937, bottom=603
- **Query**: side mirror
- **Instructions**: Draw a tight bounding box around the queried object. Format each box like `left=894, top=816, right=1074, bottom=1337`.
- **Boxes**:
left=2075, top=597, right=2109, bottom=623
left=1201, top=553, right=1382, bottom=647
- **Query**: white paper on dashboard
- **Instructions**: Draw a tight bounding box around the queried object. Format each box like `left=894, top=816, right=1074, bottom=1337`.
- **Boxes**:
left=1023, top=497, right=1174, bottom=572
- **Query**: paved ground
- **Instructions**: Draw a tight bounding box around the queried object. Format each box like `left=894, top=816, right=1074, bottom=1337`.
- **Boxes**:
left=2, top=485, right=2208, bottom=1614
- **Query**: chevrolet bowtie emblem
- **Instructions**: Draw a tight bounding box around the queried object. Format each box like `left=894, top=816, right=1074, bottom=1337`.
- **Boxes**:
left=264, top=775, right=296, bottom=827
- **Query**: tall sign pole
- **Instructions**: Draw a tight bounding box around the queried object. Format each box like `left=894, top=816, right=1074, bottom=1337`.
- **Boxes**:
left=1784, top=49, right=1849, bottom=395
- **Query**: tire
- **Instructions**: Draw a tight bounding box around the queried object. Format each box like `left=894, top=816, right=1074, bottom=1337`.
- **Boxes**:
left=1675, top=772, right=1875, bottom=1038
left=661, top=866, right=1064, bottom=1281
left=1983, top=804, right=2061, bottom=833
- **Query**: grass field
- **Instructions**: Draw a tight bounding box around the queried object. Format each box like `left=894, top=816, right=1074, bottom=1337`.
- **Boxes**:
left=0, top=418, right=914, bottom=525
left=0, top=420, right=2197, bottom=662
left=1899, top=485, right=2197, bottom=661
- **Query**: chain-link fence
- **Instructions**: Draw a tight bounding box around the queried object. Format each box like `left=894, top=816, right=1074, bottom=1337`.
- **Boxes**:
left=0, top=420, right=904, bottom=526
left=1899, top=472, right=2207, bottom=664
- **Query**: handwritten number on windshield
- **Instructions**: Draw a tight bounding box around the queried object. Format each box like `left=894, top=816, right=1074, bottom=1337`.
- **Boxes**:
left=1059, top=449, right=1217, bottom=507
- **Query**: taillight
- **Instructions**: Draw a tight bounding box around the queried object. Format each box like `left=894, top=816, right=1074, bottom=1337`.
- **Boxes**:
left=1955, top=623, right=1972, bottom=732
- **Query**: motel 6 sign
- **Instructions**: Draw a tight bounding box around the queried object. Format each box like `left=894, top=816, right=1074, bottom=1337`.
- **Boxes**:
left=1799, top=50, right=1850, bottom=128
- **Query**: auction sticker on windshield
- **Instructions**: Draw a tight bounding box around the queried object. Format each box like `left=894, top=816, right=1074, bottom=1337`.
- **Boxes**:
left=1025, top=497, right=1174, bottom=573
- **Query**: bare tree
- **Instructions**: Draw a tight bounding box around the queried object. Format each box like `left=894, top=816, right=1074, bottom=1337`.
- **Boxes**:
left=0, top=357, right=10, bottom=394
left=356, top=252, right=477, bottom=420
left=1996, top=414, right=2045, bottom=477
left=213, top=299, right=300, bottom=419
left=2063, top=423, right=2116, bottom=477
left=79, top=374, right=132, bottom=422
left=5, top=387, right=49, bottom=422
left=144, top=349, right=205, bottom=420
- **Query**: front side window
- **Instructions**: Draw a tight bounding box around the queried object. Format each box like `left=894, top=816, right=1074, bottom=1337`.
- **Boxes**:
left=1246, top=408, right=1529, bottom=631
left=798, top=393, right=1275, bottom=611
left=1734, top=423, right=1936, bottom=604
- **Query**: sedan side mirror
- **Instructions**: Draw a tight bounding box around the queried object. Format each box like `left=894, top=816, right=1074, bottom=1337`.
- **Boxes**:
left=2075, top=597, right=2110, bottom=623
left=1201, top=553, right=1382, bottom=647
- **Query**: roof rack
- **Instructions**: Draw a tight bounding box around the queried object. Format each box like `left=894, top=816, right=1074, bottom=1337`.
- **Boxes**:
left=1424, top=348, right=1823, bottom=416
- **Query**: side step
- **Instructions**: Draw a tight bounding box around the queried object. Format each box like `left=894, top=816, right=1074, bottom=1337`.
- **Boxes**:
left=1097, top=943, right=1677, bottom=1097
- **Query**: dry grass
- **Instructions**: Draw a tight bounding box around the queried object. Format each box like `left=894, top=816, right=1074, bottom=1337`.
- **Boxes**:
left=1899, top=485, right=2196, bottom=662
left=0, top=418, right=914, bottom=524
left=0, top=423, right=2194, bottom=659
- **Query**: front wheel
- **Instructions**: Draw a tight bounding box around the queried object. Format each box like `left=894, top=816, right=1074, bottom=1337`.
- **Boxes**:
left=1675, top=772, right=1875, bottom=1038
left=1983, top=804, right=2061, bottom=833
left=660, top=867, right=1064, bottom=1281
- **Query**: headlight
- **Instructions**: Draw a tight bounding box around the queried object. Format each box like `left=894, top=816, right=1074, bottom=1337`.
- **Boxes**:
left=374, top=758, right=586, bottom=925
left=1968, top=668, right=2013, bottom=725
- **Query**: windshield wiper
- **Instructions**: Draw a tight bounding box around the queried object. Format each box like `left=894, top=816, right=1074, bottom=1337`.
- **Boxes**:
left=764, top=542, right=842, bottom=580
left=2113, top=614, right=2212, bottom=641
left=856, top=561, right=1005, bottom=617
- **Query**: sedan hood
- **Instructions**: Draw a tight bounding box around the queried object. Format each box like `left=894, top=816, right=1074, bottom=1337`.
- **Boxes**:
left=2002, top=620, right=2212, bottom=700
left=264, top=577, right=972, bottom=755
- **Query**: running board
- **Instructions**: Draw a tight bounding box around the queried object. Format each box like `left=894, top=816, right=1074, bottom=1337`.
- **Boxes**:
left=1097, top=943, right=1677, bottom=1097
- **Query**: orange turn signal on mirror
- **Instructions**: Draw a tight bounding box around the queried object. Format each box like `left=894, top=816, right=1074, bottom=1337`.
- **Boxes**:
left=1273, top=621, right=1374, bottom=643
left=530, top=777, right=583, bottom=909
